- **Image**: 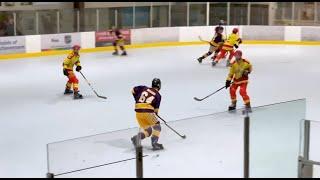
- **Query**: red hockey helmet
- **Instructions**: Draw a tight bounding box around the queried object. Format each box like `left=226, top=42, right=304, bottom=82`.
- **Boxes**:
left=234, top=50, right=242, bottom=58
left=72, top=45, right=81, bottom=50
left=232, top=28, right=239, bottom=34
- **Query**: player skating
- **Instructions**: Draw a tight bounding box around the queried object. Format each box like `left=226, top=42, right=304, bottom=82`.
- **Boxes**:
left=212, top=28, right=242, bottom=67
left=225, top=50, right=252, bottom=112
left=62, top=45, right=83, bottom=99
left=110, top=27, right=127, bottom=56
left=131, top=78, right=164, bottom=150
left=197, top=26, right=224, bottom=64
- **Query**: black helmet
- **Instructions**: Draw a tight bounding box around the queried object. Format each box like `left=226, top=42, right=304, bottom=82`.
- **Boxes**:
left=215, top=26, right=224, bottom=32
left=152, top=78, right=161, bottom=90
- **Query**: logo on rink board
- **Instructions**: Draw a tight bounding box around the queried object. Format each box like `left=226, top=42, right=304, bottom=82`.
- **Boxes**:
left=95, top=29, right=131, bottom=47
left=0, top=36, right=26, bottom=54
left=41, top=33, right=81, bottom=51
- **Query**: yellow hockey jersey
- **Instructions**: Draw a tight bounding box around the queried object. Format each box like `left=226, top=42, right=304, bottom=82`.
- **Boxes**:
left=222, top=33, right=241, bottom=51
left=227, top=58, right=252, bottom=84
left=63, top=52, right=81, bottom=70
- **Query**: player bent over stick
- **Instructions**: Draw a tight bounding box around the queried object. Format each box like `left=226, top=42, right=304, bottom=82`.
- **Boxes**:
left=131, top=78, right=164, bottom=151
left=225, top=50, right=252, bottom=112
left=62, top=45, right=83, bottom=99
left=197, top=26, right=224, bottom=64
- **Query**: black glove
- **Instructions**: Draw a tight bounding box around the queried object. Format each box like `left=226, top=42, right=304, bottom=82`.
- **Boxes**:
left=63, top=69, right=69, bottom=76
left=234, top=44, right=239, bottom=49
left=76, top=66, right=82, bottom=72
left=238, top=38, right=242, bottom=44
left=225, top=80, right=231, bottom=89
left=243, top=70, right=250, bottom=76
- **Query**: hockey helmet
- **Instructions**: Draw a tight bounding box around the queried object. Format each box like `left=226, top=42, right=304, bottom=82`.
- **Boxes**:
left=215, top=26, right=224, bottom=32
left=232, top=28, right=239, bottom=34
left=152, top=78, right=161, bottom=90
left=72, top=45, right=81, bottom=51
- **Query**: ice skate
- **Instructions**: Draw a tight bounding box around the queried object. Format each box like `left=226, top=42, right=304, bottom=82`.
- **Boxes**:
left=244, top=103, right=252, bottom=113
left=121, top=51, right=127, bottom=56
left=226, top=60, right=231, bottom=67
left=211, top=61, right=217, bottom=66
left=64, top=88, right=73, bottom=95
left=152, top=143, right=164, bottom=151
left=228, top=101, right=237, bottom=112
left=131, top=136, right=137, bottom=147
left=74, top=91, right=83, bottom=99
left=197, top=57, right=204, bottom=63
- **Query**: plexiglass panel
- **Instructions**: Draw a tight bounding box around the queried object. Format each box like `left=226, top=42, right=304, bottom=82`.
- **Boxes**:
left=249, top=99, right=306, bottom=178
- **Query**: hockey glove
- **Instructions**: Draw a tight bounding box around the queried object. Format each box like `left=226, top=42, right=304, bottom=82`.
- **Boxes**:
left=63, top=69, right=69, bottom=76
left=76, top=66, right=82, bottom=72
left=243, top=70, right=250, bottom=76
left=225, top=80, right=232, bottom=89
left=238, top=38, right=242, bottom=44
left=234, top=44, right=239, bottom=49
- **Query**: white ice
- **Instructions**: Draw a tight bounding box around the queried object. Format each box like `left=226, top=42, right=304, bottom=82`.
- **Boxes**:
left=0, top=44, right=319, bottom=177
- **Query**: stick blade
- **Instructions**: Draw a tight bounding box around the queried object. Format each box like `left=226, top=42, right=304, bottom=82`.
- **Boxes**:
left=193, top=97, right=202, bottom=101
left=98, top=95, right=107, bottom=99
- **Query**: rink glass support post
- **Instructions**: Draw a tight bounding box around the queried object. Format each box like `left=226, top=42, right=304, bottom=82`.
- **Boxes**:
left=186, top=2, right=190, bottom=26
left=206, top=2, right=209, bottom=26
left=247, top=2, right=251, bottom=25
left=133, top=3, right=136, bottom=29
left=298, top=120, right=313, bottom=178
left=136, top=130, right=143, bottom=178
left=77, top=10, right=80, bottom=32
left=13, top=12, right=17, bottom=36
left=226, top=2, right=230, bottom=25
left=36, top=11, right=39, bottom=35
left=243, top=111, right=250, bottom=178
left=57, top=11, right=60, bottom=34
left=168, top=2, right=171, bottom=27
left=96, top=9, right=99, bottom=31
left=150, top=2, right=153, bottom=28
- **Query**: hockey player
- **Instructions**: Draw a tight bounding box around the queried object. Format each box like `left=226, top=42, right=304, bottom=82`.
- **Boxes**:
left=110, top=27, right=127, bottom=56
left=197, top=26, right=224, bottom=63
left=131, top=78, right=163, bottom=150
left=225, top=50, right=252, bottom=112
left=212, top=28, right=242, bottom=67
left=62, top=45, right=83, bottom=99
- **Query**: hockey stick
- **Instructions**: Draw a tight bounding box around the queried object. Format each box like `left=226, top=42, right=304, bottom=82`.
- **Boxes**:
left=198, top=36, right=211, bottom=44
left=79, top=71, right=107, bottom=99
left=193, top=83, right=233, bottom=102
left=155, top=114, right=186, bottom=139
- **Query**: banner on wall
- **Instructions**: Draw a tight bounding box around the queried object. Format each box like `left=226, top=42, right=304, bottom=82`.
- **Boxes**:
left=41, top=33, right=81, bottom=51
left=95, top=29, right=131, bottom=47
left=0, top=36, right=26, bottom=54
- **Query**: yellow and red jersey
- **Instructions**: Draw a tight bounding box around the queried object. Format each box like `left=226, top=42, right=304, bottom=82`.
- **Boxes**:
left=227, top=58, right=252, bottom=84
left=63, top=51, right=81, bottom=70
left=222, top=33, right=241, bottom=51
left=132, top=86, right=162, bottom=114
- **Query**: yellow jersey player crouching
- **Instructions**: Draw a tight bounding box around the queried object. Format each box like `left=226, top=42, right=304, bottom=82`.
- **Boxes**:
left=131, top=78, right=163, bottom=150
left=62, top=45, right=83, bottom=99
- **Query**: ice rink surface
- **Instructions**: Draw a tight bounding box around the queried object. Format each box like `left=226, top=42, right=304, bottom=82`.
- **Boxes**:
left=0, top=44, right=320, bottom=177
